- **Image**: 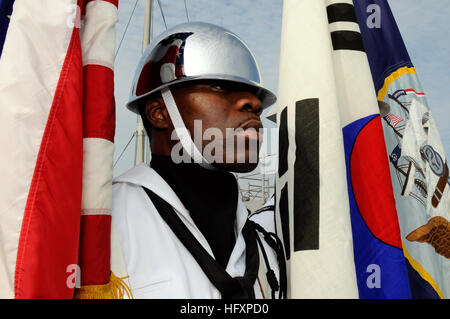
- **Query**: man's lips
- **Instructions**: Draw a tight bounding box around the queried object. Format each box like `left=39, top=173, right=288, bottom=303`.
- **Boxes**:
left=239, top=118, right=263, bottom=130
left=236, top=118, right=263, bottom=141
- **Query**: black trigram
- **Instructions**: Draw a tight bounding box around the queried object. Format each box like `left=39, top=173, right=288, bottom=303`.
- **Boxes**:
left=327, top=2, right=366, bottom=52
left=277, top=99, right=320, bottom=260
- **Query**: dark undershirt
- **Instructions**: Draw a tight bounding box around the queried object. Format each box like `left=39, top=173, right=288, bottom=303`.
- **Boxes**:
left=150, top=154, right=238, bottom=269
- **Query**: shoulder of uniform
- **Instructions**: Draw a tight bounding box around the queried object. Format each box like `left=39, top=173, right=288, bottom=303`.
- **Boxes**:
left=251, top=205, right=275, bottom=217
left=248, top=194, right=275, bottom=218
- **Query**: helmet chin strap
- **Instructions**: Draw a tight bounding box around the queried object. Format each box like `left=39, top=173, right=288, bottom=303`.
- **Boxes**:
left=160, top=87, right=217, bottom=171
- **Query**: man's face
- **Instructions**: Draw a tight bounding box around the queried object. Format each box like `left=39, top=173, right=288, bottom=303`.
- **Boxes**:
left=170, top=80, right=264, bottom=173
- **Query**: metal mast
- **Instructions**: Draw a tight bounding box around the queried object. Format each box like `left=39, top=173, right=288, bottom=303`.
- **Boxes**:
left=135, top=0, right=153, bottom=165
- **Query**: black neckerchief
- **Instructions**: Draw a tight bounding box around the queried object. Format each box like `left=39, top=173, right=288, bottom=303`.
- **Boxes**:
left=150, top=154, right=237, bottom=270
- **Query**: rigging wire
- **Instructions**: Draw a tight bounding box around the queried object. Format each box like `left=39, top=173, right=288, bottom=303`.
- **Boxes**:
left=114, top=132, right=136, bottom=168
left=115, top=0, right=140, bottom=58
left=151, top=1, right=154, bottom=41
left=156, top=0, right=168, bottom=30
left=183, top=0, right=190, bottom=22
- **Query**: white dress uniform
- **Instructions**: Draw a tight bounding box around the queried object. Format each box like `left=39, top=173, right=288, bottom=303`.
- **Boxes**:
left=110, top=163, right=282, bottom=299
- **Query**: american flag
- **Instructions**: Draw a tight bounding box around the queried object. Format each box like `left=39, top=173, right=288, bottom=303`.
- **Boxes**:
left=385, top=113, right=404, bottom=127
left=0, top=0, right=118, bottom=298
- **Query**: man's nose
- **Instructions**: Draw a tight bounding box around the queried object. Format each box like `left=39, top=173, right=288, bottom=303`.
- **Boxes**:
left=234, top=92, right=263, bottom=116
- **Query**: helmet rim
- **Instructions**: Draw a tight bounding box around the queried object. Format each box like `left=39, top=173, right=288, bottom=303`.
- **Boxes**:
left=127, top=74, right=277, bottom=114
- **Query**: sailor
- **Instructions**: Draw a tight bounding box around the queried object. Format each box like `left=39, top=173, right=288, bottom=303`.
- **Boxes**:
left=111, top=22, right=286, bottom=299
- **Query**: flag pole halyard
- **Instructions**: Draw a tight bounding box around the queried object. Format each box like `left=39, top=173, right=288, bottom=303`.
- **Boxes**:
left=135, top=0, right=153, bottom=165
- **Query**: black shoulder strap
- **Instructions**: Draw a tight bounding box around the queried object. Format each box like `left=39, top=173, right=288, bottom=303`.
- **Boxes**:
left=142, top=186, right=259, bottom=299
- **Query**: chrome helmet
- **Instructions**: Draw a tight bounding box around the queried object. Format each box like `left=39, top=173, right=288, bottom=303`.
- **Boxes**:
left=127, top=21, right=276, bottom=113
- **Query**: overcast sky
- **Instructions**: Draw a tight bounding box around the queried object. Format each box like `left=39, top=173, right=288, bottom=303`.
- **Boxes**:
left=113, top=0, right=450, bottom=178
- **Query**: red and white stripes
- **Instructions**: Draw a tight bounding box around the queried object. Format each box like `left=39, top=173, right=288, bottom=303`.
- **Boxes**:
left=0, top=0, right=84, bottom=298
left=0, top=0, right=118, bottom=298
left=78, top=0, right=117, bottom=286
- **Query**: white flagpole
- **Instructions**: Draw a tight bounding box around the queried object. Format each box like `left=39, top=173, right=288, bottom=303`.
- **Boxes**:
left=135, top=0, right=153, bottom=165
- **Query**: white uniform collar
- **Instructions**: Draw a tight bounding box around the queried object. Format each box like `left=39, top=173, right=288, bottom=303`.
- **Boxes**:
left=113, top=163, right=249, bottom=241
left=114, top=163, right=189, bottom=218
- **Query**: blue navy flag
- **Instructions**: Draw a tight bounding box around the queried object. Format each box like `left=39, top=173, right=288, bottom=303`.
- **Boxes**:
left=327, top=0, right=411, bottom=299
left=354, top=0, right=449, bottom=298
left=0, top=0, right=14, bottom=58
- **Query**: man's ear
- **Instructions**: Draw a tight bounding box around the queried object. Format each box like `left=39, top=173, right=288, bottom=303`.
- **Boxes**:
left=144, top=97, right=170, bottom=129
